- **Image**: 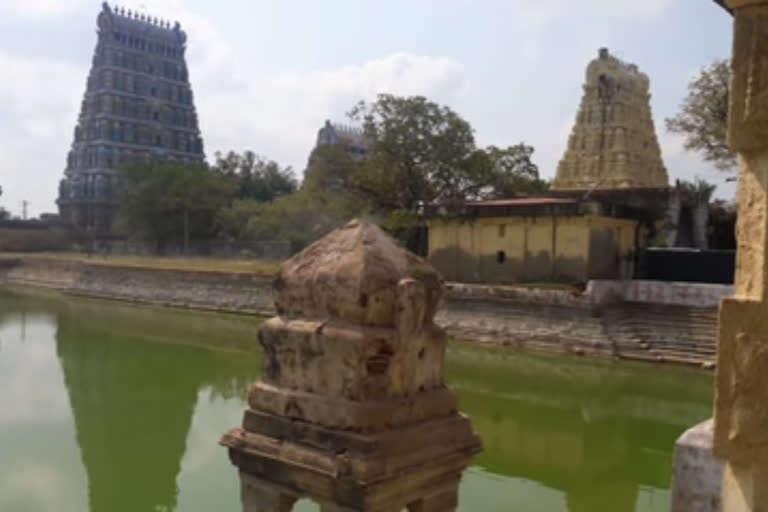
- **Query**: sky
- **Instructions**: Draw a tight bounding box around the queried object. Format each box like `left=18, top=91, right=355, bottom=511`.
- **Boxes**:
left=0, top=0, right=734, bottom=218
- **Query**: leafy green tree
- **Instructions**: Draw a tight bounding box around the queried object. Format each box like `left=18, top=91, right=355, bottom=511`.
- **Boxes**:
left=246, top=189, right=349, bottom=253
left=216, top=96, right=543, bottom=253
left=115, top=162, right=234, bottom=253
left=343, top=94, right=542, bottom=230
left=666, top=60, right=735, bottom=171
left=302, top=144, right=372, bottom=218
left=348, top=94, right=480, bottom=212
left=484, top=144, right=549, bottom=197
left=212, top=150, right=297, bottom=202
left=217, top=199, right=265, bottom=243
left=678, top=177, right=717, bottom=203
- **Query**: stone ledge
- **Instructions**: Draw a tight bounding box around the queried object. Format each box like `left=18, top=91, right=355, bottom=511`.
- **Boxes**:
left=670, top=418, right=723, bottom=512
left=248, top=382, right=458, bottom=432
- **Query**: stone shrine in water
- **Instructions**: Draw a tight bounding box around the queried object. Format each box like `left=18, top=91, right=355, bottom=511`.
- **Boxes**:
left=554, top=48, right=669, bottom=190
left=221, top=219, right=482, bottom=511
left=57, top=2, right=205, bottom=233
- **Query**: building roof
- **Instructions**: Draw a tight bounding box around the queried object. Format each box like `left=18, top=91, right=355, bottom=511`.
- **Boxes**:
left=466, top=197, right=578, bottom=207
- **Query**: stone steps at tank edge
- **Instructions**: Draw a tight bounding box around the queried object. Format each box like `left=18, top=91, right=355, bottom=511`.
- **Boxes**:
left=629, top=321, right=717, bottom=331
left=453, top=327, right=715, bottom=352
left=514, top=340, right=715, bottom=368
left=633, top=338, right=716, bottom=348
left=617, top=349, right=715, bottom=368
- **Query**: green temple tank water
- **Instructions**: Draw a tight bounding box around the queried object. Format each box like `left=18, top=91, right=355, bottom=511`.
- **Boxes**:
left=0, top=288, right=713, bottom=512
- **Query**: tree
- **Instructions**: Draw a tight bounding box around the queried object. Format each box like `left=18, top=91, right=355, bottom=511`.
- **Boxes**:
left=484, top=144, right=549, bottom=197
left=217, top=199, right=265, bottom=243
left=678, top=177, right=718, bottom=203
left=212, top=150, right=297, bottom=202
left=348, top=94, right=480, bottom=213
left=245, top=189, right=349, bottom=253
left=342, top=94, right=542, bottom=231
left=115, top=162, right=234, bottom=253
left=167, top=165, right=235, bottom=253
left=302, top=144, right=372, bottom=217
left=666, top=60, right=735, bottom=171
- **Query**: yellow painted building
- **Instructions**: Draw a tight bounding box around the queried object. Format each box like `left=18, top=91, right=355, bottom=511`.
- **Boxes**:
left=426, top=198, right=637, bottom=284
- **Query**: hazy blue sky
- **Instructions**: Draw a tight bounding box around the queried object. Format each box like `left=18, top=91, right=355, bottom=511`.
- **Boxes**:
left=0, top=0, right=733, bottom=217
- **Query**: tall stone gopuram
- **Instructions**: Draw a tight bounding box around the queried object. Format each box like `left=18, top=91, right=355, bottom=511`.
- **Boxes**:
left=221, top=219, right=482, bottom=511
left=554, top=48, right=668, bottom=190
left=57, top=2, right=205, bottom=233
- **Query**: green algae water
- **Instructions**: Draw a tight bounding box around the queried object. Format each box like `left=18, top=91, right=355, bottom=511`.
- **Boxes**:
left=0, top=288, right=713, bottom=512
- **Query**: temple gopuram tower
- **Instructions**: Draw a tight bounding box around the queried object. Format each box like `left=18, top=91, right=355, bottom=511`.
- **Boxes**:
left=554, top=48, right=668, bottom=190
left=57, top=2, right=205, bottom=233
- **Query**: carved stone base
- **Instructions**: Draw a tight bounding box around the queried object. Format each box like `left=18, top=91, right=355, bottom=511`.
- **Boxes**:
left=249, top=383, right=458, bottom=432
left=221, top=412, right=481, bottom=511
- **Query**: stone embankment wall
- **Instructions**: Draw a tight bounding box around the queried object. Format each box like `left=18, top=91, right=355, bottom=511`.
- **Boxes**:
left=440, top=281, right=724, bottom=366
left=0, top=256, right=274, bottom=316
left=0, top=256, right=728, bottom=366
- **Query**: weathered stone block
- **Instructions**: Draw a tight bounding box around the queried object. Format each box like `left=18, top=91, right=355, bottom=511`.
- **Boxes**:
left=714, top=298, right=768, bottom=463
left=258, top=317, right=447, bottom=401
left=221, top=219, right=481, bottom=511
left=272, top=220, right=442, bottom=329
left=223, top=416, right=479, bottom=509
left=670, top=419, right=723, bottom=512
left=728, top=5, right=768, bottom=152
left=247, top=384, right=458, bottom=432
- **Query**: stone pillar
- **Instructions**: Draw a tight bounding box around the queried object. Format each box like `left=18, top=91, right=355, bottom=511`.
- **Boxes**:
left=714, top=2, right=768, bottom=510
left=693, top=201, right=710, bottom=250
left=670, top=420, right=723, bottom=512
left=221, top=219, right=482, bottom=512
left=665, top=189, right=682, bottom=247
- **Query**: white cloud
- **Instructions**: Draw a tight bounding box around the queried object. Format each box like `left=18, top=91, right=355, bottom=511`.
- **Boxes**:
left=157, top=1, right=467, bottom=172
left=0, top=51, right=84, bottom=216
left=0, top=0, right=88, bottom=18
left=196, top=52, right=466, bottom=172
left=513, top=0, right=674, bottom=31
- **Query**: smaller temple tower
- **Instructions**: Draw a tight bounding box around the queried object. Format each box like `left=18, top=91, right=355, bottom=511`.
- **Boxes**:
left=315, top=119, right=368, bottom=159
left=554, top=48, right=668, bottom=190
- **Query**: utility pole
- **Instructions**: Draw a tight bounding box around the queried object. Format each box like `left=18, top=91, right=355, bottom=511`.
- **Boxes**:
left=22, top=200, right=27, bottom=220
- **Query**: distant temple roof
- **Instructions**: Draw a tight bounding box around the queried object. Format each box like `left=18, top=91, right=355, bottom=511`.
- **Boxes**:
left=316, top=120, right=368, bottom=150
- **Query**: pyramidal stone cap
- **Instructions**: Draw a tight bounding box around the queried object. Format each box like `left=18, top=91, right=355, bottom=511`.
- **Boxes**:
left=272, top=219, right=443, bottom=327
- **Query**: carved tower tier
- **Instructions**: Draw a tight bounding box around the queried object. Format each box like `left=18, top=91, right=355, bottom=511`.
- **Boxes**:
left=554, top=48, right=669, bottom=190
left=57, top=2, right=205, bottom=233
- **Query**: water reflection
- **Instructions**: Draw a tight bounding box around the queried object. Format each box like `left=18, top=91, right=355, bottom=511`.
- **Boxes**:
left=448, top=345, right=712, bottom=511
left=0, top=289, right=260, bottom=512
left=0, top=289, right=713, bottom=512
left=0, top=303, right=88, bottom=512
